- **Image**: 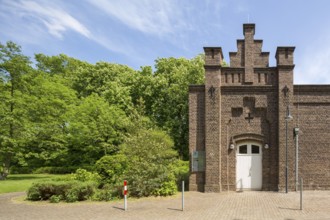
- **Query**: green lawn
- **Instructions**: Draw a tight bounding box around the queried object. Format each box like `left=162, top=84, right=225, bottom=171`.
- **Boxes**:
left=0, top=174, right=68, bottom=194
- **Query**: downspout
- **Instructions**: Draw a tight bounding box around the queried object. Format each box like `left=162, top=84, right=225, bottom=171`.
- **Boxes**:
left=226, top=119, right=232, bottom=192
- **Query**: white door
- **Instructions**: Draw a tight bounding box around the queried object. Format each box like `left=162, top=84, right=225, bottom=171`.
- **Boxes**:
left=236, top=143, right=262, bottom=190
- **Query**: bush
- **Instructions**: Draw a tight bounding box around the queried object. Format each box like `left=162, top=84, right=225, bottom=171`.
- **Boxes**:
left=10, top=166, right=32, bottom=174
left=153, top=176, right=177, bottom=196
left=33, top=167, right=78, bottom=174
left=172, top=160, right=189, bottom=191
left=71, top=168, right=100, bottom=182
left=26, top=184, right=42, bottom=201
left=65, top=182, right=95, bottom=202
left=26, top=181, right=96, bottom=202
left=50, top=195, right=62, bottom=203
left=120, top=129, right=179, bottom=197
left=27, top=181, right=73, bottom=201
left=95, top=154, right=127, bottom=186
left=92, top=187, right=113, bottom=201
left=33, top=166, right=95, bottom=174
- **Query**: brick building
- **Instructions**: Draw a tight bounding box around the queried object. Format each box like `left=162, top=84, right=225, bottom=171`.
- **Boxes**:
left=189, top=23, right=330, bottom=192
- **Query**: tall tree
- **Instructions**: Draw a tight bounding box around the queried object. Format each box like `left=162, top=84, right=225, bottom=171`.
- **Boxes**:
left=151, top=56, right=205, bottom=159
left=0, top=41, right=32, bottom=179
left=17, top=72, right=78, bottom=168
left=65, top=94, right=129, bottom=166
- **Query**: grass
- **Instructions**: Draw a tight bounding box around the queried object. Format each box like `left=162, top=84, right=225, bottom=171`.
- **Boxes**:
left=0, top=174, right=68, bottom=194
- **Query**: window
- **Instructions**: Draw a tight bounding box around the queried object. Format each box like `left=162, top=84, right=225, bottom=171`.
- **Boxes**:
left=252, top=145, right=260, bottom=154
left=239, top=145, right=247, bottom=154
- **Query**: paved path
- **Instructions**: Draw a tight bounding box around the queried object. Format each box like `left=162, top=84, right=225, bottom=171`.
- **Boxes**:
left=0, top=191, right=330, bottom=220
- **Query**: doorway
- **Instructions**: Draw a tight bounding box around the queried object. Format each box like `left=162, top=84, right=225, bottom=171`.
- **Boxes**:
left=236, top=142, right=262, bottom=190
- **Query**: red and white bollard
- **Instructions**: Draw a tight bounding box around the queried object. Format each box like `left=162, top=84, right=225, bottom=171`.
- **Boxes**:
left=123, top=180, right=128, bottom=211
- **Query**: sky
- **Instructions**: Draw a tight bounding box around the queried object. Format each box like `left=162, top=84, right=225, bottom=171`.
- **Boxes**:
left=1, top=0, right=330, bottom=84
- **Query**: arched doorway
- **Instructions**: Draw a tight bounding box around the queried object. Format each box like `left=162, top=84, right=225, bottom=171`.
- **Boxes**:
left=236, top=142, right=262, bottom=191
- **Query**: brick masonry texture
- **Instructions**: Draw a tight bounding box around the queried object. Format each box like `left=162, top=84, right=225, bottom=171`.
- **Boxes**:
left=189, top=23, right=330, bottom=192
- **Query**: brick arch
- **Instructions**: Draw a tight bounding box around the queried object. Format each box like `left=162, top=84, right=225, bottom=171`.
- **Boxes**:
left=231, top=133, right=265, bottom=146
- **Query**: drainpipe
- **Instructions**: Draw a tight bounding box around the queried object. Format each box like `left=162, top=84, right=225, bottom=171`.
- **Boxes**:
left=227, top=119, right=232, bottom=192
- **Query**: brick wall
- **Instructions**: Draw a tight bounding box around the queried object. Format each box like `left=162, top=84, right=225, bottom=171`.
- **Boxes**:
left=189, top=23, right=330, bottom=193
left=189, top=85, right=206, bottom=191
left=293, top=85, right=330, bottom=190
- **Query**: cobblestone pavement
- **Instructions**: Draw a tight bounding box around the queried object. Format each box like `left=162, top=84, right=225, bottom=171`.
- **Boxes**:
left=1, top=191, right=330, bottom=220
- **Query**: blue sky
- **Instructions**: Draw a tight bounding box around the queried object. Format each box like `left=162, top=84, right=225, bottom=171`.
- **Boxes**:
left=1, top=0, right=330, bottom=84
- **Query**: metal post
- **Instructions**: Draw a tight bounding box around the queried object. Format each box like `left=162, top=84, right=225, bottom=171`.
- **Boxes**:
left=285, top=106, right=292, bottom=193
left=182, top=181, right=184, bottom=211
left=124, top=180, right=127, bottom=211
left=285, top=118, right=288, bottom=193
left=295, top=128, right=299, bottom=191
left=300, top=177, right=303, bottom=210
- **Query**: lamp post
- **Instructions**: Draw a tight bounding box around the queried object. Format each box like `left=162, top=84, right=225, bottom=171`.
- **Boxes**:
left=285, top=106, right=293, bottom=193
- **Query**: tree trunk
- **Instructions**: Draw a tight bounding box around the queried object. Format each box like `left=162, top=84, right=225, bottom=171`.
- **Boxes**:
left=0, top=155, right=11, bottom=180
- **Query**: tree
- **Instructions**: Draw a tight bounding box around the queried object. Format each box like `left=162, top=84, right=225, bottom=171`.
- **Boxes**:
left=70, top=62, right=136, bottom=113
left=65, top=94, right=129, bottom=166
left=17, top=72, right=78, bottom=169
left=150, top=56, right=205, bottom=159
left=0, top=41, right=32, bottom=179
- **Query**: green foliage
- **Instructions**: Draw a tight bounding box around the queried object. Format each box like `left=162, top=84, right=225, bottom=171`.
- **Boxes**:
left=152, top=175, right=177, bottom=196
left=0, top=41, right=33, bottom=179
left=50, top=195, right=62, bottom=203
left=120, top=129, right=178, bottom=197
left=65, top=182, right=95, bottom=202
left=26, top=180, right=96, bottom=202
left=65, top=94, right=129, bottom=165
left=146, top=56, right=205, bottom=159
left=95, top=154, right=127, bottom=186
left=33, top=166, right=79, bottom=174
left=92, top=184, right=113, bottom=201
left=27, top=181, right=69, bottom=201
left=71, top=168, right=100, bottom=182
left=172, top=160, right=190, bottom=190
left=1, top=41, right=202, bottom=182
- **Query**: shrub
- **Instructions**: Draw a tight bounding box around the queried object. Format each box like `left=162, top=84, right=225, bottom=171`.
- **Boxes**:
left=172, top=160, right=189, bottom=191
left=26, top=181, right=95, bottom=202
left=50, top=195, right=62, bottom=203
left=27, top=181, right=73, bottom=201
left=71, top=168, right=100, bottom=182
left=92, top=188, right=113, bottom=201
left=26, top=184, right=42, bottom=201
left=120, top=129, right=178, bottom=197
left=153, top=176, right=177, bottom=196
left=33, top=166, right=78, bottom=174
left=10, top=166, right=32, bottom=174
left=95, top=154, right=127, bottom=186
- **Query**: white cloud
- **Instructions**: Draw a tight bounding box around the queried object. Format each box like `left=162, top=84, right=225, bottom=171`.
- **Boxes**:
left=87, top=0, right=186, bottom=37
left=295, top=34, right=330, bottom=84
left=2, top=0, right=91, bottom=39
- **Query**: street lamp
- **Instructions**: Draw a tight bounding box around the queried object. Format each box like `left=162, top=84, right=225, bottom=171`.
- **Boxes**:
left=285, top=106, right=293, bottom=193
